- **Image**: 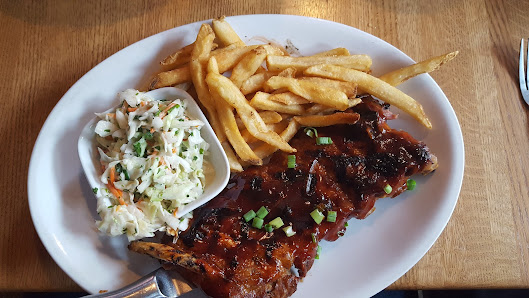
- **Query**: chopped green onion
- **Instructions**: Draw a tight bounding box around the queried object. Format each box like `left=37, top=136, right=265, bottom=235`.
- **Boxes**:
left=326, top=211, right=337, bottom=222
left=344, top=222, right=349, bottom=227
left=311, top=233, right=317, bottom=243
left=383, top=184, right=392, bottom=194
left=304, top=127, right=318, bottom=138
left=283, top=226, right=296, bottom=237
left=193, top=156, right=198, bottom=161
left=104, top=129, right=110, bottom=132
left=407, top=179, right=416, bottom=190
left=338, top=230, right=345, bottom=237
left=269, top=217, right=284, bottom=229
left=92, top=187, right=98, bottom=194
left=252, top=217, right=264, bottom=229
left=143, top=131, right=153, bottom=140
left=264, top=224, right=273, bottom=233
left=133, top=138, right=147, bottom=157
left=256, top=206, right=269, bottom=219
left=315, top=245, right=322, bottom=259
left=154, top=111, right=161, bottom=117
left=287, top=155, right=296, bottom=169
left=199, top=148, right=204, bottom=154
left=316, top=137, right=333, bottom=145
left=243, top=210, right=256, bottom=222
left=310, top=209, right=325, bottom=224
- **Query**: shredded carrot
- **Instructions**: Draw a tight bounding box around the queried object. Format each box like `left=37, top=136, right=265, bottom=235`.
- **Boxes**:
left=159, top=157, right=166, bottom=166
left=141, top=101, right=146, bottom=107
left=150, top=127, right=155, bottom=133
left=109, top=167, right=126, bottom=205
left=127, top=107, right=138, bottom=112
left=173, top=207, right=179, bottom=216
left=106, top=113, right=116, bottom=118
left=172, top=148, right=177, bottom=154
left=160, top=102, right=177, bottom=119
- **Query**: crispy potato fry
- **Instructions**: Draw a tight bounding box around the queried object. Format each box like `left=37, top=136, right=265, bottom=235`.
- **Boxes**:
left=149, top=64, right=191, bottom=90
left=241, top=122, right=289, bottom=144
left=189, top=24, right=227, bottom=142
left=311, top=47, right=351, bottom=57
left=305, top=98, right=362, bottom=115
left=208, top=57, right=262, bottom=165
left=305, top=64, right=432, bottom=128
left=378, top=51, right=459, bottom=86
left=240, top=71, right=278, bottom=95
left=299, top=77, right=357, bottom=97
left=160, top=43, right=194, bottom=67
left=230, top=46, right=268, bottom=88
left=250, top=92, right=306, bottom=115
left=212, top=45, right=284, bottom=74
left=277, top=67, right=297, bottom=78
left=294, top=112, right=360, bottom=127
left=266, top=54, right=372, bottom=72
left=270, top=92, right=310, bottom=105
left=235, top=111, right=283, bottom=129
left=253, top=119, right=300, bottom=159
left=222, top=142, right=243, bottom=172
left=264, top=76, right=350, bottom=110
left=212, top=17, right=245, bottom=47
left=205, top=73, right=296, bottom=153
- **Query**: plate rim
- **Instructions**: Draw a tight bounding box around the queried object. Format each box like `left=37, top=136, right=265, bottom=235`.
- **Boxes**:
left=27, top=14, right=464, bottom=297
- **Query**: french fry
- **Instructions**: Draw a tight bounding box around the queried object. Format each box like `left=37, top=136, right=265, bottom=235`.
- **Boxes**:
left=230, top=46, right=268, bottom=88
left=235, top=111, right=283, bottom=129
left=294, top=112, right=360, bottom=127
left=304, top=64, right=432, bottom=128
left=189, top=24, right=227, bottom=142
left=264, top=76, right=350, bottom=110
left=212, top=45, right=284, bottom=74
left=221, top=142, right=243, bottom=172
left=212, top=17, right=245, bottom=47
left=250, top=92, right=306, bottom=115
left=160, top=43, right=194, bottom=67
left=277, top=67, right=297, bottom=78
left=311, top=47, right=351, bottom=57
left=299, top=77, right=357, bottom=97
left=149, top=64, right=191, bottom=90
left=208, top=57, right=262, bottom=165
left=305, top=98, right=362, bottom=115
left=378, top=51, right=459, bottom=86
left=240, top=72, right=278, bottom=95
left=266, top=54, right=372, bottom=72
left=205, top=73, right=296, bottom=153
left=241, top=122, right=289, bottom=144
left=270, top=92, right=310, bottom=105
left=253, top=119, right=300, bottom=159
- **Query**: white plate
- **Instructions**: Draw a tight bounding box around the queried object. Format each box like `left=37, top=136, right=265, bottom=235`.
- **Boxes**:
left=28, top=15, right=464, bottom=298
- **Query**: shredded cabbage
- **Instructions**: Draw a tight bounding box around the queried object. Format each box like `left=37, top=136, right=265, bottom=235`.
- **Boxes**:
left=93, top=89, right=208, bottom=241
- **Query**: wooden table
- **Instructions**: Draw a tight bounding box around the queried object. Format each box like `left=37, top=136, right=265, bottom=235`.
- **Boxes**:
left=2, top=0, right=529, bottom=293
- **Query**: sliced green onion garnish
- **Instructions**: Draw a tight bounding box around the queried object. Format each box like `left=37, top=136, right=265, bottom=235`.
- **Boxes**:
left=383, top=184, right=392, bottom=194
left=269, top=217, right=284, bottom=229
left=92, top=187, right=98, bottom=194
left=327, top=211, right=337, bottom=222
left=256, top=206, right=269, bottom=219
left=338, top=230, right=345, bottom=237
left=287, top=155, right=296, bottom=169
left=243, top=210, right=256, bottom=222
left=407, top=179, right=416, bottom=190
left=315, top=245, right=322, bottom=259
left=264, top=224, right=273, bottom=233
left=282, top=226, right=296, bottom=237
left=252, top=217, right=264, bottom=229
left=316, top=137, right=333, bottom=145
left=310, top=209, right=325, bottom=224
left=304, top=127, right=318, bottom=138
left=344, top=222, right=349, bottom=227
left=311, top=233, right=317, bottom=243
left=199, top=148, right=204, bottom=154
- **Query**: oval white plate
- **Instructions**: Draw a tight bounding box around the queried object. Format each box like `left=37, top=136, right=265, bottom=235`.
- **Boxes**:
left=28, top=15, right=464, bottom=297
left=77, top=87, right=230, bottom=218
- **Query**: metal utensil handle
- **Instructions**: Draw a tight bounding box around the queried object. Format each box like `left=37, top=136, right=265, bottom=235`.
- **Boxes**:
left=84, top=268, right=195, bottom=298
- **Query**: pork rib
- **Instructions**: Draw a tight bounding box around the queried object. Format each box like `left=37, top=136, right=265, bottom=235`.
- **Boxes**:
left=130, top=97, right=438, bottom=297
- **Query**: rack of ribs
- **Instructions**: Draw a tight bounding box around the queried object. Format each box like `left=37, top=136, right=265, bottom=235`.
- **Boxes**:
left=129, top=96, right=438, bottom=298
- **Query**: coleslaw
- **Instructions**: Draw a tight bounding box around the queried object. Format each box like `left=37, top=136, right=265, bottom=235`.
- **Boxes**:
left=93, top=89, right=209, bottom=240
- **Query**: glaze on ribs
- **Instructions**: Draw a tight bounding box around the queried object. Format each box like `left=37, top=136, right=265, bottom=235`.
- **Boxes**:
left=129, top=97, right=438, bottom=297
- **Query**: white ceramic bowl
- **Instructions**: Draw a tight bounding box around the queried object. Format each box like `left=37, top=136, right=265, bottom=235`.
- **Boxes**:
left=77, top=87, right=230, bottom=218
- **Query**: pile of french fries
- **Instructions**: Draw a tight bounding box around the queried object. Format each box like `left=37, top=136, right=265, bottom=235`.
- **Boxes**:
left=149, top=17, right=458, bottom=172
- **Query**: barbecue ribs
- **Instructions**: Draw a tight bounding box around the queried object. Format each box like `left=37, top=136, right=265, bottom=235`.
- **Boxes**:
left=129, top=97, right=438, bottom=297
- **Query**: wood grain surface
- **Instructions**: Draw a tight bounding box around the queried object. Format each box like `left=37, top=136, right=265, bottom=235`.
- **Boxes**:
left=1, top=0, right=529, bottom=293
